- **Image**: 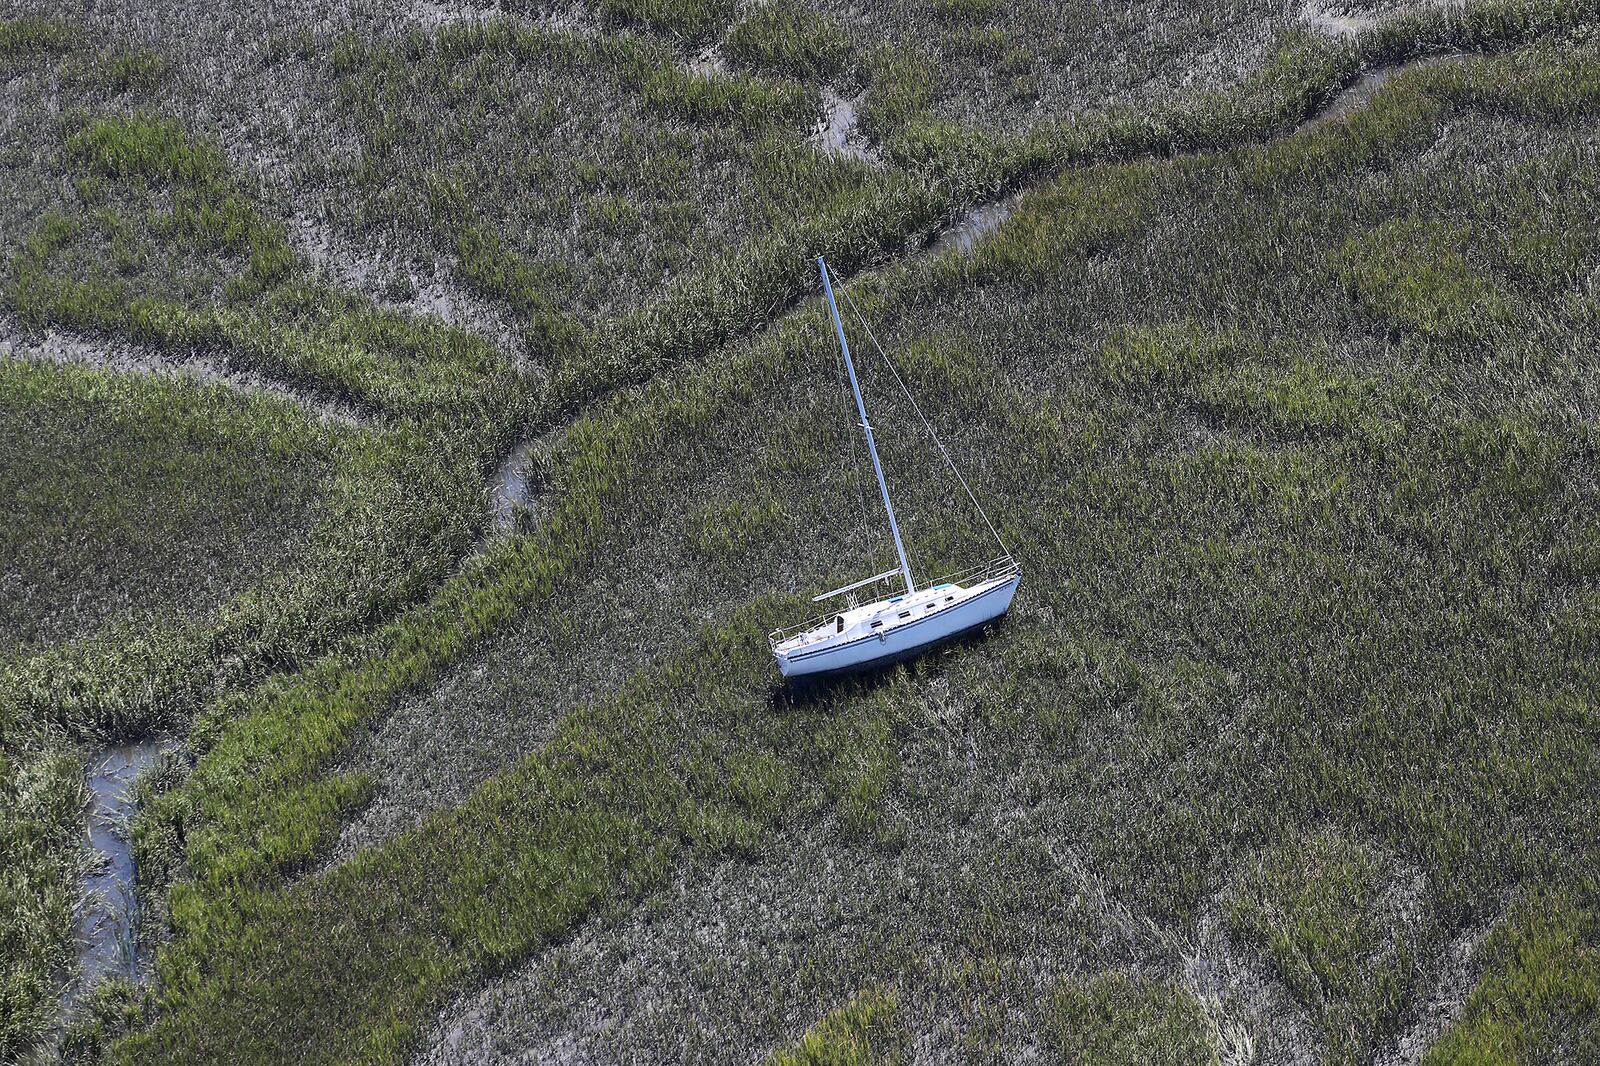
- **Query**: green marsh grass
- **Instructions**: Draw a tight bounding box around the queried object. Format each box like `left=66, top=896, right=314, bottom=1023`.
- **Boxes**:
left=7, top=112, right=526, bottom=426
left=75, top=48, right=172, bottom=93
left=0, top=358, right=334, bottom=657
left=595, top=0, right=733, bottom=40
left=1048, top=974, right=1217, bottom=1066
left=551, top=0, right=1600, bottom=424
left=4, top=110, right=531, bottom=737
left=0, top=747, right=88, bottom=1062
left=1226, top=831, right=1426, bottom=1061
left=790, top=0, right=1326, bottom=136
left=0, top=16, right=74, bottom=71
left=1424, top=886, right=1600, bottom=1063
left=0, top=350, right=497, bottom=1060
left=104, top=32, right=1600, bottom=1061
left=0, top=87, right=534, bottom=1057
left=768, top=988, right=902, bottom=1065
left=724, top=4, right=852, bottom=82
left=4, top=2, right=1600, bottom=1061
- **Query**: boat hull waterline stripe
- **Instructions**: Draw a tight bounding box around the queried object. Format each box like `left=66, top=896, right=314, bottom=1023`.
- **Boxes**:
left=777, top=577, right=1018, bottom=677
left=784, top=579, right=1016, bottom=663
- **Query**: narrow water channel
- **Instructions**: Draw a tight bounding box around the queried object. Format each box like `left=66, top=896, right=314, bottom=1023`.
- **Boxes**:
left=923, top=54, right=1462, bottom=261
left=73, top=740, right=178, bottom=999
left=928, top=191, right=1026, bottom=259
left=1297, top=54, right=1465, bottom=133
left=488, top=437, right=543, bottom=533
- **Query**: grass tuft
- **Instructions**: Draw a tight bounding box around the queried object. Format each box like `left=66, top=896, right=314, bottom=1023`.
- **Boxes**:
left=769, top=987, right=902, bottom=1066
left=1049, top=973, right=1217, bottom=1066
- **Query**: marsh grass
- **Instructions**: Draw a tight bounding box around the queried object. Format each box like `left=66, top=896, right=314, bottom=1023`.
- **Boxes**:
left=768, top=988, right=902, bottom=1065
left=1225, top=831, right=1427, bottom=1061
left=0, top=85, right=535, bottom=1059
left=595, top=0, right=733, bottom=40
left=4, top=2, right=1600, bottom=1062
left=725, top=4, right=852, bottom=82
left=1423, top=885, right=1600, bottom=1063
left=3, top=110, right=530, bottom=732
left=1048, top=974, right=1217, bottom=1066
left=551, top=0, right=1600, bottom=426
left=102, top=30, right=1600, bottom=1062
left=0, top=352, right=502, bottom=1059
left=324, top=19, right=847, bottom=347
left=0, top=747, right=88, bottom=1062
left=10, top=115, right=519, bottom=425
left=791, top=0, right=1312, bottom=136
left=0, top=16, right=75, bottom=71
left=117, top=608, right=803, bottom=1063
left=73, top=49, right=173, bottom=94
left=0, top=358, right=334, bottom=656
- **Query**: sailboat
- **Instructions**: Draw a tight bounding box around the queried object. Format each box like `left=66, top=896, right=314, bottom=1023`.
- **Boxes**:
left=770, top=257, right=1020, bottom=678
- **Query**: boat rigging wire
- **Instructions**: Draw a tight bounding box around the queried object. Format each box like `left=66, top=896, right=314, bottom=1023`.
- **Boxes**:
left=831, top=307, right=874, bottom=549
left=838, top=285, right=1013, bottom=561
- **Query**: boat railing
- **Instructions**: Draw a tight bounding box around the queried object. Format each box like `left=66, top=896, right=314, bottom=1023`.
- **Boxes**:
left=769, top=554, right=1018, bottom=649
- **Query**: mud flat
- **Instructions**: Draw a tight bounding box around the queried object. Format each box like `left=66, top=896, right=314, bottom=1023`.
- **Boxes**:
left=292, top=214, right=528, bottom=362
left=1298, top=1, right=1379, bottom=38
left=1, top=321, right=366, bottom=427
left=812, top=90, right=878, bottom=165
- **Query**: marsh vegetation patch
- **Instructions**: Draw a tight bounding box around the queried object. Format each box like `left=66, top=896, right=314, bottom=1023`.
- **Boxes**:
left=321, top=20, right=877, bottom=344
left=0, top=358, right=334, bottom=654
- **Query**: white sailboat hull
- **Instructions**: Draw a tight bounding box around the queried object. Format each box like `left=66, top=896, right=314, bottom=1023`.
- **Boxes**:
left=773, top=574, right=1019, bottom=678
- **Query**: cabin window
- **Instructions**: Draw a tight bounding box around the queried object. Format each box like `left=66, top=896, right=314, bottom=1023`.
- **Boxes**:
left=835, top=616, right=845, bottom=634
left=898, top=611, right=911, bottom=619
left=945, top=596, right=954, bottom=603
left=870, top=620, right=883, bottom=629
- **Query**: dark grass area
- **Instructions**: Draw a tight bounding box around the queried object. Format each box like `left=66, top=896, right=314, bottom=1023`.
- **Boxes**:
left=0, top=102, right=529, bottom=742
left=0, top=360, right=328, bottom=1064
left=1426, top=886, right=1600, bottom=1063
left=84, top=32, right=1600, bottom=1064
left=0, top=357, right=502, bottom=1062
left=0, top=359, right=333, bottom=655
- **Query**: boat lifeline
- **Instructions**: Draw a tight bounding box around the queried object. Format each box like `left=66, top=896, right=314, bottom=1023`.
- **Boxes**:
left=770, top=258, right=1019, bottom=678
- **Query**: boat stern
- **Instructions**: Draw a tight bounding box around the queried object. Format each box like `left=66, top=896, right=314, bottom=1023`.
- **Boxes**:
left=769, top=628, right=806, bottom=678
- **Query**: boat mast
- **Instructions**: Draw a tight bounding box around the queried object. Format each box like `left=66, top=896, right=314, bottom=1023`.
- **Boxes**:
left=818, top=257, right=915, bottom=594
